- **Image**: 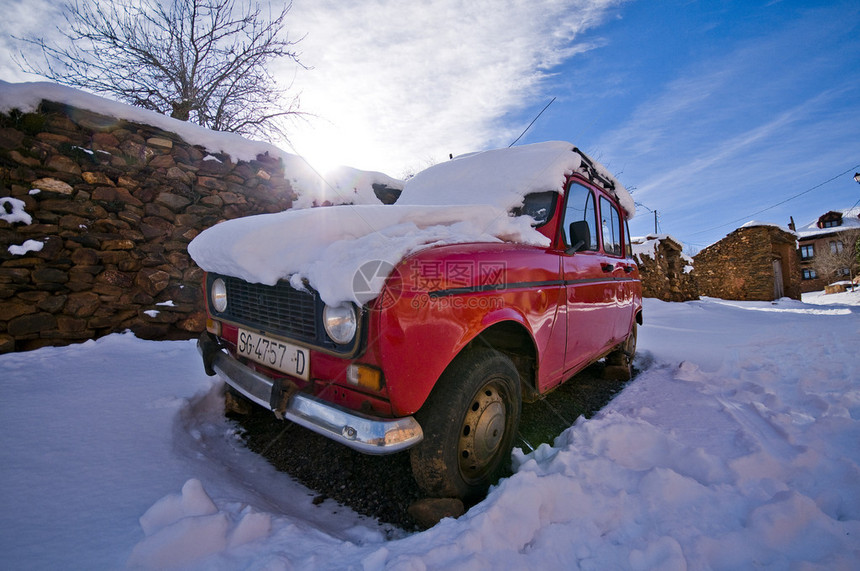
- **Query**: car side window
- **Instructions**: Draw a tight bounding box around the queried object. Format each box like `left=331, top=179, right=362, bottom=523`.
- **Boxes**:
left=625, top=220, right=633, bottom=258
left=600, top=196, right=622, bottom=256
left=563, top=183, right=598, bottom=251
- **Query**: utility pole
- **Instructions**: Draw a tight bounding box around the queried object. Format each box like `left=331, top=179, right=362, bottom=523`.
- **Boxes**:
left=634, top=202, right=659, bottom=236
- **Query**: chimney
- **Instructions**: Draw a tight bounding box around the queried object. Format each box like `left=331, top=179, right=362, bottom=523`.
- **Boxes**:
left=788, top=216, right=795, bottom=231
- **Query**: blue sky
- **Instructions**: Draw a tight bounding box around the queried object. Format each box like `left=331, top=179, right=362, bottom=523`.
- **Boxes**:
left=513, top=0, right=860, bottom=250
left=3, top=0, right=859, bottom=251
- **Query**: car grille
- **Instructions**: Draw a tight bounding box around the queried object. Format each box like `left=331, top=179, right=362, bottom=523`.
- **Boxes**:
left=222, top=276, right=318, bottom=341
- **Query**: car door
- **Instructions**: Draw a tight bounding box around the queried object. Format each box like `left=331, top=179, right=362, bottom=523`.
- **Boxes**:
left=597, top=194, right=637, bottom=342
left=560, top=181, right=615, bottom=376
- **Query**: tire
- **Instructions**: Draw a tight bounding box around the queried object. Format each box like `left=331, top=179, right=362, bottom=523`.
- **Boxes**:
left=604, top=322, right=637, bottom=380
left=410, top=348, right=522, bottom=501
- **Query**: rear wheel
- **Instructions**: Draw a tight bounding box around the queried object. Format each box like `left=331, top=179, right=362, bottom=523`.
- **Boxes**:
left=605, top=323, right=637, bottom=380
left=410, top=348, right=522, bottom=501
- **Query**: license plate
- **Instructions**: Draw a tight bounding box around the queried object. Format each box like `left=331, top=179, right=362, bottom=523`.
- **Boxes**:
left=236, top=329, right=309, bottom=381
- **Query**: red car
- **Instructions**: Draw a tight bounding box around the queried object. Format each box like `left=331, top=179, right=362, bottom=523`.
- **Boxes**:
left=195, top=142, right=642, bottom=500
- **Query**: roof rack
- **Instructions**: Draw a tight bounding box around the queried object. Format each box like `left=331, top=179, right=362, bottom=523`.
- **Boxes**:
left=572, top=147, right=616, bottom=192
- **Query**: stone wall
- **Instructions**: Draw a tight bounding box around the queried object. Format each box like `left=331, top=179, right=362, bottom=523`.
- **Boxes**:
left=0, top=100, right=295, bottom=353
left=693, top=225, right=801, bottom=301
left=632, top=235, right=698, bottom=301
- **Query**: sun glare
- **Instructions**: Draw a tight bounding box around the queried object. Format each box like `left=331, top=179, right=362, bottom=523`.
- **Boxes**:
left=283, top=112, right=397, bottom=178
left=282, top=126, right=346, bottom=178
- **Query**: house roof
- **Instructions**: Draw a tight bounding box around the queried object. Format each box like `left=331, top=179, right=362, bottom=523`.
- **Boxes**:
left=795, top=207, right=860, bottom=240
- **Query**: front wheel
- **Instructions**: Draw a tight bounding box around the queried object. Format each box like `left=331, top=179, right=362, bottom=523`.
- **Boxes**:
left=410, top=348, right=522, bottom=501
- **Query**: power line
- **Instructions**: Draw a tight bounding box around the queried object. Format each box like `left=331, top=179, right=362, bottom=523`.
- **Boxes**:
left=687, top=163, right=860, bottom=237
left=509, top=98, right=556, bottom=147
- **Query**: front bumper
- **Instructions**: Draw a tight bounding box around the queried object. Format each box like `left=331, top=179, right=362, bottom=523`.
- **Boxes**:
left=197, top=333, right=423, bottom=454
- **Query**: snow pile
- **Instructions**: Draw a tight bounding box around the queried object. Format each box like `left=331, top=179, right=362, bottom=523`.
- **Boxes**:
left=127, top=478, right=273, bottom=568
left=683, top=256, right=694, bottom=274
left=803, top=288, right=860, bottom=305
left=1, top=196, right=32, bottom=224
left=1, top=197, right=43, bottom=255
left=741, top=219, right=792, bottom=232
left=2, top=293, right=859, bottom=568
left=292, top=164, right=402, bottom=210
left=0, top=81, right=401, bottom=209
left=7, top=239, right=44, bottom=256
left=631, top=234, right=664, bottom=259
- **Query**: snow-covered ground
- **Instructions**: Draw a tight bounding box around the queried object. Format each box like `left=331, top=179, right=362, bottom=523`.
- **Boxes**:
left=1, top=290, right=858, bottom=569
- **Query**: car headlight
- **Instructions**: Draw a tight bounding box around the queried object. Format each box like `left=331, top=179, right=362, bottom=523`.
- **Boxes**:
left=211, top=277, right=228, bottom=313
left=323, top=303, right=357, bottom=345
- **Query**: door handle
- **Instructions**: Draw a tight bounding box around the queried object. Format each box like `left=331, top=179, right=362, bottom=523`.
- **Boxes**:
left=601, top=263, right=613, bottom=272
left=623, top=265, right=634, bottom=273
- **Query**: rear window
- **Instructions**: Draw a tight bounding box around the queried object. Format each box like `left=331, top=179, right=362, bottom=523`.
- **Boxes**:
left=512, top=191, right=557, bottom=226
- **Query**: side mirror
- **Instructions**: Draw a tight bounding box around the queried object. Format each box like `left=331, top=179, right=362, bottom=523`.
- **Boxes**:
left=567, top=220, right=591, bottom=254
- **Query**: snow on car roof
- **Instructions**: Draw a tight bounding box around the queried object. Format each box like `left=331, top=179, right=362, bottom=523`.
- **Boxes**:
left=399, top=141, right=636, bottom=218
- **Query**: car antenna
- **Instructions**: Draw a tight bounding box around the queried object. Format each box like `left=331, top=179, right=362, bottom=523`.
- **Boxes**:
left=509, top=97, right=556, bottom=147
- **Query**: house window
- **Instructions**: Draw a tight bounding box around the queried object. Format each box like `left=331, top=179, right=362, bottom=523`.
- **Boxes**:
left=830, top=240, right=844, bottom=254
left=802, top=268, right=817, bottom=280
left=818, top=212, right=843, bottom=228
left=800, top=244, right=814, bottom=260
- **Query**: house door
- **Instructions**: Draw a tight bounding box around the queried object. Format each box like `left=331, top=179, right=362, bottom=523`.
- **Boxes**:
left=773, top=258, right=784, bottom=299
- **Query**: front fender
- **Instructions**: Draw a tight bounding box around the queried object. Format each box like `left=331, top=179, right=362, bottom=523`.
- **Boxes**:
left=376, top=289, right=549, bottom=416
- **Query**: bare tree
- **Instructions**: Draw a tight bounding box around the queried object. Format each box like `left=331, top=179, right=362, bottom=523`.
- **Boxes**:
left=812, top=228, right=860, bottom=289
left=15, top=0, right=304, bottom=138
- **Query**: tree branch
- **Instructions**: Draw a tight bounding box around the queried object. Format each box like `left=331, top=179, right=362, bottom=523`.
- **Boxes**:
left=14, top=0, right=304, bottom=136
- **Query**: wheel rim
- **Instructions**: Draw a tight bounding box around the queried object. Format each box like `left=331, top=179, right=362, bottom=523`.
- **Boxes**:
left=626, top=324, right=637, bottom=357
left=458, top=380, right=508, bottom=482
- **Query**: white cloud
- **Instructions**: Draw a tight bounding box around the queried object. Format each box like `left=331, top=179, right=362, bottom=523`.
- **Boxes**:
left=282, top=0, right=625, bottom=176
left=0, top=0, right=67, bottom=82
left=2, top=0, right=625, bottom=176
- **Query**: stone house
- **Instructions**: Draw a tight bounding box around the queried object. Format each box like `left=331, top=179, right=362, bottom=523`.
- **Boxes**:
left=631, top=234, right=698, bottom=301
left=791, top=207, right=860, bottom=293
left=693, top=222, right=801, bottom=301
